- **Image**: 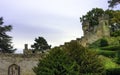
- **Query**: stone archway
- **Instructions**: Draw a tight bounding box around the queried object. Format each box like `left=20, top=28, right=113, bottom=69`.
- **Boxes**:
left=8, top=64, right=20, bottom=75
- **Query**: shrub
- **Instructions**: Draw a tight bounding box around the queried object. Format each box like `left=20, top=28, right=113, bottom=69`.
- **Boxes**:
left=89, top=38, right=108, bottom=48
left=33, top=41, right=105, bottom=75
left=33, top=47, right=80, bottom=75
left=100, top=39, right=109, bottom=47
left=111, top=30, right=120, bottom=37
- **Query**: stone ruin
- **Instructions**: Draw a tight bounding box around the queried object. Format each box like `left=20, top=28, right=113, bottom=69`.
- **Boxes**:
left=78, top=14, right=110, bottom=47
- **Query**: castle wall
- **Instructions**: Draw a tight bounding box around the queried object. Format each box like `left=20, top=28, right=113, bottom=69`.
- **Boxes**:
left=80, top=15, right=110, bottom=47
left=0, top=53, right=43, bottom=75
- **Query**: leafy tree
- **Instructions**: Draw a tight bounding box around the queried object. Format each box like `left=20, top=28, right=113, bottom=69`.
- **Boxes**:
left=63, top=41, right=105, bottom=74
left=0, top=17, right=15, bottom=53
left=105, top=10, right=120, bottom=26
left=80, top=8, right=120, bottom=37
left=108, top=0, right=120, bottom=8
left=110, top=10, right=120, bottom=25
left=80, top=8, right=104, bottom=27
left=111, top=30, right=120, bottom=37
left=31, top=36, right=51, bottom=52
left=105, top=10, right=120, bottom=36
left=33, top=47, right=80, bottom=75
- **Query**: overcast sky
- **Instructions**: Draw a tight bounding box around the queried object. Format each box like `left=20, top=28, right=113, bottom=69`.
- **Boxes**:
left=0, top=0, right=115, bottom=53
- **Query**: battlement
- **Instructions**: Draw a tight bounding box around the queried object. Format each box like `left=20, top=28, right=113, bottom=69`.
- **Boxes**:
left=0, top=53, right=43, bottom=58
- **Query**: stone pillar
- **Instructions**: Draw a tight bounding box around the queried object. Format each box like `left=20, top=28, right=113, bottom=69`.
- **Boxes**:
left=24, top=44, right=28, bottom=50
left=24, top=44, right=28, bottom=55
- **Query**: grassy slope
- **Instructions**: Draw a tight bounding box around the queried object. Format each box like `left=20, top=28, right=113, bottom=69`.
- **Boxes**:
left=99, top=55, right=119, bottom=69
left=89, top=36, right=120, bottom=69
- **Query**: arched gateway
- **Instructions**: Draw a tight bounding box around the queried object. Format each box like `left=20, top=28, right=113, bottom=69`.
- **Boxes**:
left=8, top=64, right=20, bottom=75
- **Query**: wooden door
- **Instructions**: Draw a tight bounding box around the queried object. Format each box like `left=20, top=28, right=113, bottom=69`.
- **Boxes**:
left=8, top=64, right=20, bottom=75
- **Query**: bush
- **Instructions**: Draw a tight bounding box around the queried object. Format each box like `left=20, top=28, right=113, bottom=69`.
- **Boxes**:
left=33, top=41, right=105, bottom=75
left=33, top=47, right=80, bottom=75
left=100, top=39, right=108, bottom=47
left=89, top=38, right=108, bottom=48
left=111, top=30, right=120, bottom=37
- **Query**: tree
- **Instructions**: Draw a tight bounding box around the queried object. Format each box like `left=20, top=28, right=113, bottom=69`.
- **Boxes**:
left=33, top=47, right=80, bottom=75
left=80, top=8, right=104, bottom=27
left=0, top=17, right=15, bottom=53
left=31, top=36, right=51, bottom=52
left=108, top=0, right=120, bottom=8
left=105, top=10, right=120, bottom=36
left=111, top=30, right=120, bottom=37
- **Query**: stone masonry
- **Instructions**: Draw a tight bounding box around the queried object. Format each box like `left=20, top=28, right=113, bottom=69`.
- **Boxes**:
left=79, top=14, right=110, bottom=47
left=0, top=44, right=43, bottom=75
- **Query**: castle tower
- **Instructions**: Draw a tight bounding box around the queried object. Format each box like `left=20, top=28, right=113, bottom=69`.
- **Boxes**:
left=24, top=44, right=28, bottom=50
left=98, top=14, right=110, bottom=37
left=80, top=14, right=110, bottom=47
left=23, top=44, right=33, bottom=55
left=23, top=44, right=28, bottom=54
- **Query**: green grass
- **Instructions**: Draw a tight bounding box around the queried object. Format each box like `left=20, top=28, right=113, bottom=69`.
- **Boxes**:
left=101, top=45, right=120, bottom=51
left=99, top=55, right=119, bottom=69
left=88, top=37, right=120, bottom=74
left=89, top=48, right=119, bottom=69
left=97, top=50, right=116, bottom=58
left=90, top=48, right=117, bottom=58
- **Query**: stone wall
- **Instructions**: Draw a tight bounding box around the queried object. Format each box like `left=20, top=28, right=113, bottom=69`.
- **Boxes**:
left=0, top=53, right=43, bottom=75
